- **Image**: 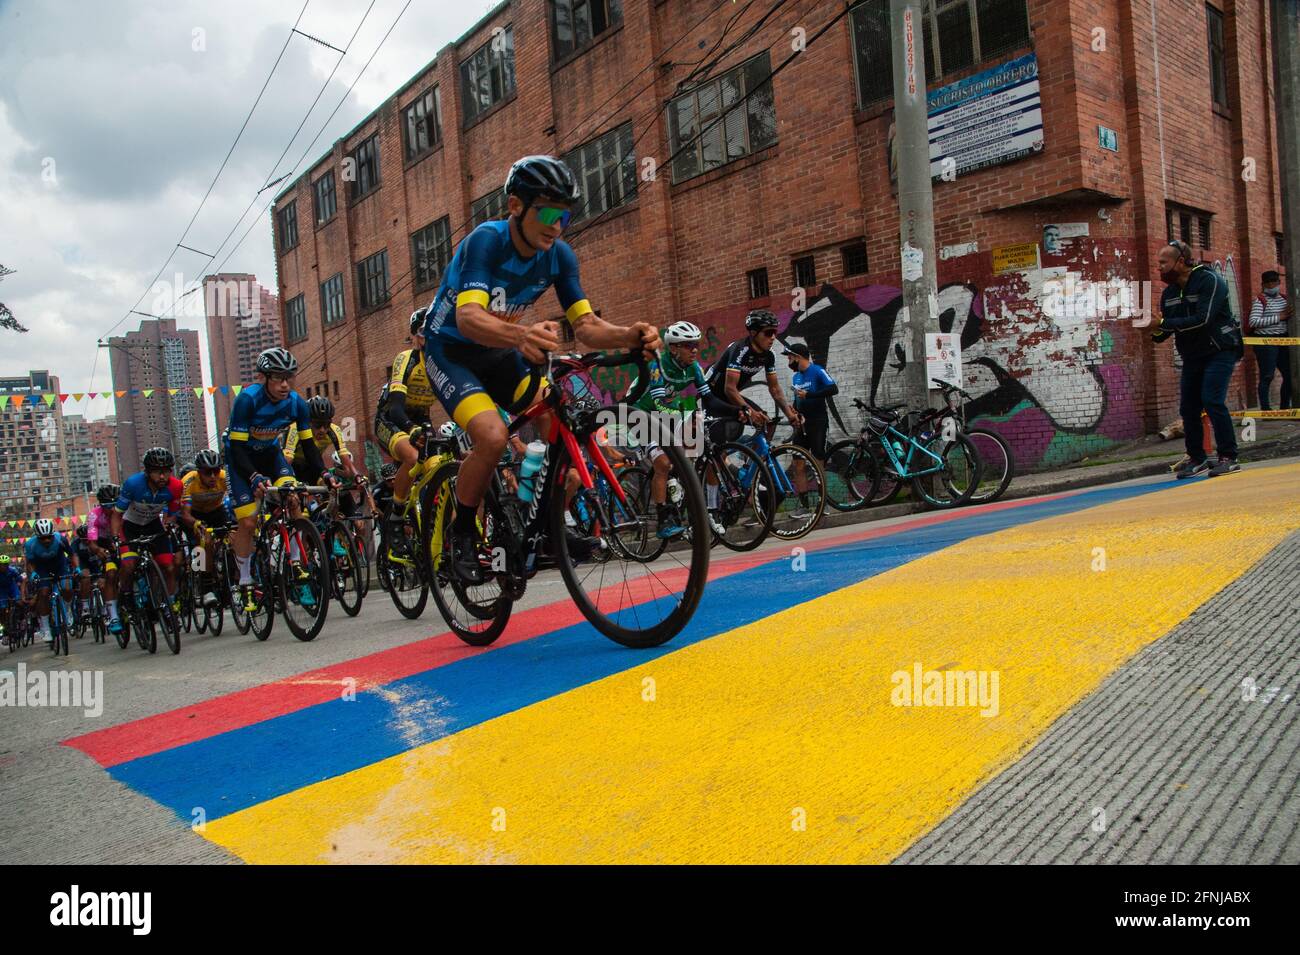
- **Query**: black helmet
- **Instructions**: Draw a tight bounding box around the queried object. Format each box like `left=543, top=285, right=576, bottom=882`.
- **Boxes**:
left=504, top=155, right=581, bottom=205
left=256, top=346, right=298, bottom=375
left=195, top=449, right=221, bottom=470
left=307, top=395, right=334, bottom=421
left=745, top=308, right=777, bottom=331
left=380, top=462, right=399, bottom=481
left=75, top=523, right=88, bottom=539
left=142, top=447, right=175, bottom=471
left=96, top=484, right=119, bottom=504
left=409, top=308, right=427, bottom=336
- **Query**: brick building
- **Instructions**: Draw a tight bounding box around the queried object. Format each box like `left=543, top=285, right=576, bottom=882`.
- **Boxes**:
left=0, top=370, right=70, bottom=521
left=203, top=273, right=282, bottom=435
left=108, top=318, right=210, bottom=471
left=271, top=0, right=1292, bottom=471
left=86, top=416, right=120, bottom=486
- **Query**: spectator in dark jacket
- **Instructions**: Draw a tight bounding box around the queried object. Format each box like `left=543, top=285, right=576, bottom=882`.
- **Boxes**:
left=1153, top=239, right=1244, bottom=478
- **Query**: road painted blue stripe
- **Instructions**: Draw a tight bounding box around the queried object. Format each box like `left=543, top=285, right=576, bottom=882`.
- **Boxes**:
left=109, top=480, right=1175, bottom=820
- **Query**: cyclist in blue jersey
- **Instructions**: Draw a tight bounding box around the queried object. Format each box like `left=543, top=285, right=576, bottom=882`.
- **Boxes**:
left=422, top=154, right=659, bottom=583
left=0, top=553, right=23, bottom=641
left=223, top=346, right=334, bottom=607
left=22, top=518, right=78, bottom=646
left=112, top=447, right=183, bottom=617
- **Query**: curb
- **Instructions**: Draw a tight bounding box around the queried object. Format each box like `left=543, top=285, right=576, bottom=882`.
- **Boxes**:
left=814, top=432, right=1300, bottom=533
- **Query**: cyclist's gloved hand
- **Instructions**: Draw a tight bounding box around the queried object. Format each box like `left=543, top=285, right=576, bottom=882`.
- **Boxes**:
left=520, top=321, right=561, bottom=365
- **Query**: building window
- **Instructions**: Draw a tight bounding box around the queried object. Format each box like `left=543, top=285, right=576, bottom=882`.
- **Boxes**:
left=313, top=171, right=337, bottom=224
left=562, top=122, right=637, bottom=223
left=747, top=268, right=769, bottom=300
left=356, top=250, right=390, bottom=311
left=349, top=134, right=381, bottom=201
left=403, top=86, right=442, bottom=161
left=285, top=294, right=307, bottom=343
left=792, top=255, right=816, bottom=288
left=851, top=0, right=1032, bottom=107
left=1180, top=213, right=1192, bottom=245
left=551, top=0, right=623, bottom=61
left=841, top=241, right=869, bottom=276
left=277, top=201, right=298, bottom=253
left=668, top=52, right=777, bottom=183
left=411, top=217, right=453, bottom=291
left=1206, top=5, right=1228, bottom=111
left=460, top=25, right=516, bottom=126
left=320, top=273, right=345, bottom=327
left=1198, top=216, right=1212, bottom=250
left=470, top=190, right=509, bottom=227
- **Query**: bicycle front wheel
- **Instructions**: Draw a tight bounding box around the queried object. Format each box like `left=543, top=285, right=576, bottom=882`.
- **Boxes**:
left=911, top=434, right=983, bottom=509
left=554, top=442, right=709, bottom=649
left=824, top=440, right=878, bottom=511
left=144, top=561, right=181, bottom=655
left=278, top=517, right=330, bottom=641
left=765, top=444, right=827, bottom=540
left=706, top=442, right=776, bottom=552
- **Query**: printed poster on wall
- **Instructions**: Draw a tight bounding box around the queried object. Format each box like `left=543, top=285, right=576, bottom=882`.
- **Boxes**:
left=926, top=333, right=962, bottom=388
left=928, top=53, right=1043, bottom=180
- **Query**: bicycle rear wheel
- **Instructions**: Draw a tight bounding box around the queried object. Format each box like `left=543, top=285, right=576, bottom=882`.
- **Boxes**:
left=609, top=464, right=664, bottom=563
left=424, top=462, right=513, bottom=646
left=380, top=510, right=427, bottom=620
left=765, top=444, right=827, bottom=540
left=703, top=442, right=775, bottom=552
left=554, top=442, right=709, bottom=649
left=824, top=439, right=878, bottom=511
left=278, top=517, right=329, bottom=641
left=964, top=427, right=1015, bottom=504
left=248, top=545, right=275, bottom=641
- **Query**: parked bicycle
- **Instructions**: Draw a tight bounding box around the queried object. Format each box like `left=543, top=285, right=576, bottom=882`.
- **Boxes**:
left=422, top=350, right=711, bottom=650
left=916, top=378, right=1016, bottom=505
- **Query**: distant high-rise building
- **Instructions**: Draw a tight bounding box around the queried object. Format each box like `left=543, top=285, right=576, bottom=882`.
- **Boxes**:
left=86, top=416, right=120, bottom=485
left=108, top=318, right=209, bottom=472
left=204, top=274, right=281, bottom=435
left=61, top=414, right=95, bottom=498
left=0, top=370, right=70, bottom=519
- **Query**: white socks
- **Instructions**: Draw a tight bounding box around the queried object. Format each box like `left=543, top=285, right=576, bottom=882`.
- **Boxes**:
left=236, top=554, right=252, bottom=585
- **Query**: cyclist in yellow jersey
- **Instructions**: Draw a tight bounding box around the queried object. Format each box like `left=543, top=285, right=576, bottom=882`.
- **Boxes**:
left=288, top=396, right=373, bottom=514
left=178, top=449, right=232, bottom=607
left=374, top=309, right=438, bottom=543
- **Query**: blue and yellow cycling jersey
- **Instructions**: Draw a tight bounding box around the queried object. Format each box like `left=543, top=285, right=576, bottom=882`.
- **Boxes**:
left=226, top=383, right=314, bottom=451
left=422, top=219, right=593, bottom=345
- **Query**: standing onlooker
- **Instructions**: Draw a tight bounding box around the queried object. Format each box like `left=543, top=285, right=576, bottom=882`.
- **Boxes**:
left=1247, top=269, right=1295, bottom=410
left=785, top=343, right=838, bottom=461
left=1153, top=239, right=1244, bottom=478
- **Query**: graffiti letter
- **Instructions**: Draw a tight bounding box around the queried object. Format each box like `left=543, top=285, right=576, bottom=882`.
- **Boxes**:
left=1090, top=27, right=1105, bottom=52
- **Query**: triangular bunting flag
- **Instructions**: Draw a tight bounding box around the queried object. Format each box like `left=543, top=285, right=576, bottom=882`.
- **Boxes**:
left=72, top=393, right=84, bottom=402
left=0, top=395, right=8, bottom=408
left=26, top=394, right=40, bottom=405
left=142, top=389, right=154, bottom=398
left=193, top=387, right=204, bottom=398
left=207, top=386, right=218, bottom=395
left=116, top=390, right=127, bottom=398
left=88, top=392, right=98, bottom=399
left=167, top=388, right=178, bottom=396
left=231, top=385, right=242, bottom=396
left=0, top=521, right=7, bottom=529
left=219, top=385, right=229, bottom=395
left=58, top=394, right=70, bottom=402
left=42, top=394, right=57, bottom=406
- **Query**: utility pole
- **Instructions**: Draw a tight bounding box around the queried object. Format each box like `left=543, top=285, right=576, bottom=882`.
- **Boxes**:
left=891, top=0, right=940, bottom=415
left=1271, top=0, right=1300, bottom=393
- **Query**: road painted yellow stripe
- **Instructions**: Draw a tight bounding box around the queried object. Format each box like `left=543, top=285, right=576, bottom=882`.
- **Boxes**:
left=203, top=463, right=1300, bottom=863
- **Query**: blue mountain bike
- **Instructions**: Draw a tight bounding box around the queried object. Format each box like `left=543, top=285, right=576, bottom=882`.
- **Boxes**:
left=734, top=411, right=826, bottom=541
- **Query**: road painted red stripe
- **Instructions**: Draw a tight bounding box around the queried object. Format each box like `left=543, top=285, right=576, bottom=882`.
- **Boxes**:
left=63, top=487, right=1079, bottom=768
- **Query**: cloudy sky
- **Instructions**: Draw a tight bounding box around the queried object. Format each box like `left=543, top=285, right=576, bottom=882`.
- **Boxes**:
left=0, top=0, right=489, bottom=431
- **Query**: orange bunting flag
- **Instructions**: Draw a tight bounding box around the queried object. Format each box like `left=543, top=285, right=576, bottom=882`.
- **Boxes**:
left=207, top=386, right=218, bottom=395
left=116, top=390, right=127, bottom=398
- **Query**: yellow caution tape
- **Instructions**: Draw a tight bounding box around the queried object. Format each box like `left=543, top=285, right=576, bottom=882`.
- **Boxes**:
left=1243, top=337, right=1300, bottom=345
left=1230, top=408, right=1300, bottom=419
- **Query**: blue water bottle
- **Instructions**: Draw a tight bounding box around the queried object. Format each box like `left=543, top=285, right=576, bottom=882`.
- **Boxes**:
left=517, top=441, right=547, bottom=502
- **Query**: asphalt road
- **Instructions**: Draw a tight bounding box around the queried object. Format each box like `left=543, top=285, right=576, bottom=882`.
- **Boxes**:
left=2, top=459, right=1297, bottom=864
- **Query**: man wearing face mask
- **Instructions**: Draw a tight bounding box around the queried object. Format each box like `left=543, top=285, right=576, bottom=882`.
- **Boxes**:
left=784, top=342, right=838, bottom=462
left=1246, top=270, right=1294, bottom=410
left=1153, top=239, right=1244, bottom=478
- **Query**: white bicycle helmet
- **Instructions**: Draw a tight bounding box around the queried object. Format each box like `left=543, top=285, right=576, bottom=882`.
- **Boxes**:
left=34, top=518, right=55, bottom=537
left=663, top=321, right=702, bottom=344
left=438, top=421, right=458, bottom=440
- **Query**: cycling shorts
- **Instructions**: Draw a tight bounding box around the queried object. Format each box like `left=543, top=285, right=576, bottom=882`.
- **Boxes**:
left=374, top=407, right=429, bottom=458
left=228, top=446, right=297, bottom=519
left=422, top=336, right=542, bottom=429
left=121, top=519, right=175, bottom=567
